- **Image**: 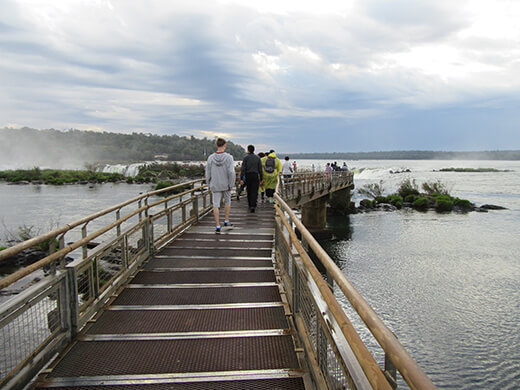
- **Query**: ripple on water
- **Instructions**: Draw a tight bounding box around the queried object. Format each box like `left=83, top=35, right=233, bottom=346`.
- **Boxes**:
left=323, top=209, right=520, bottom=389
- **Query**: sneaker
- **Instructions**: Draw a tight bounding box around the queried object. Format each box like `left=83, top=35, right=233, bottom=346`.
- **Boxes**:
left=215, top=226, right=221, bottom=234
left=224, top=221, right=233, bottom=227
left=250, top=207, right=255, bottom=213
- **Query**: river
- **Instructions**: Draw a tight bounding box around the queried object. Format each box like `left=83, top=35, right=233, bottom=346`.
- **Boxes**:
left=309, top=159, right=520, bottom=389
left=1, top=160, right=519, bottom=389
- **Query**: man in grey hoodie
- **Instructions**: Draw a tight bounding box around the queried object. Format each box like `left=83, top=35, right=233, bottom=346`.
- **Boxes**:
left=205, top=138, right=235, bottom=233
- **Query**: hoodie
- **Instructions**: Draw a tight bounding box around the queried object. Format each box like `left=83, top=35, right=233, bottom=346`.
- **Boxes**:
left=205, top=152, right=235, bottom=192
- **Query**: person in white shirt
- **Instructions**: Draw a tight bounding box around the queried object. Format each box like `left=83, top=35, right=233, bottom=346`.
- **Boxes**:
left=281, top=156, right=293, bottom=183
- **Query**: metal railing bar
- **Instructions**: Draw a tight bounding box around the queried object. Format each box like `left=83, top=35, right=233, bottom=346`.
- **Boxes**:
left=0, top=203, right=147, bottom=290
left=275, top=193, right=437, bottom=390
left=79, top=329, right=288, bottom=341
left=41, top=369, right=304, bottom=387
left=0, top=276, right=64, bottom=327
left=125, top=282, right=277, bottom=288
left=136, top=268, right=274, bottom=273
left=151, top=256, right=272, bottom=260
left=293, top=315, right=330, bottom=390
left=275, top=206, right=390, bottom=390
left=0, top=179, right=205, bottom=262
left=107, top=302, right=286, bottom=310
left=0, top=190, right=210, bottom=290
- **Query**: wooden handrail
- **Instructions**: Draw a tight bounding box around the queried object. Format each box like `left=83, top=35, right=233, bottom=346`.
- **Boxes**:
left=0, top=181, right=207, bottom=290
left=274, top=193, right=437, bottom=390
left=0, top=179, right=204, bottom=262
left=275, top=205, right=390, bottom=389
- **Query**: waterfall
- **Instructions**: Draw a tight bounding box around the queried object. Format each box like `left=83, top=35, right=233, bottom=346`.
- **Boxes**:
left=100, top=161, right=207, bottom=177
left=101, top=163, right=146, bottom=177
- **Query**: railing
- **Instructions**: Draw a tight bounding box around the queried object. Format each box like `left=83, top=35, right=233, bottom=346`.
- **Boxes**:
left=0, top=179, right=211, bottom=390
left=274, top=189, right=437, bottom=389
left=279, top=171, right=354, bottom=206
left=0, top=172, right=436, bottom=390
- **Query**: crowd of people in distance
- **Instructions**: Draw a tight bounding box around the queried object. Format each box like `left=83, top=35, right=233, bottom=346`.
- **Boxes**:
left=205, top=137, right=348, bottom=233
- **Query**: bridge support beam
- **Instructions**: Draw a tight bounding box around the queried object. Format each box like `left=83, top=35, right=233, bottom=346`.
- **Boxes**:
left=329, top=187, right=353, bottom=215
left=301, top=196, right=328, bottom=231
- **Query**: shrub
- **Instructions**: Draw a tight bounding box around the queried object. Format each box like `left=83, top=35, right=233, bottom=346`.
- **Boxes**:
left=387, top=195, right=403, bottom=209
left=359, top=199, right=374, bottom=208
left=432, top=194, right=453, bottom=203
left=154, top=181, right=191, bottom=197
left=413, top=197, right=429, bottom=211
left=155, top=181, right=174, bottom=191
left=422, top=180, right=451, bottom=196
left=374, top=196, right=388, bottom=204
left=397, top=179, right=419, bottom=198
left=405, top=194, right=417, bottom=203
left=454, top=198, right=473, bottom=210
left=435, top=196, right=454, bottom=212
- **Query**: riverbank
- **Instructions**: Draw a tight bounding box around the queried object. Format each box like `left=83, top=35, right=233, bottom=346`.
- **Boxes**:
left=0, top=163, right=205, bottom=185
left=0, top=168, right=125, bottom=185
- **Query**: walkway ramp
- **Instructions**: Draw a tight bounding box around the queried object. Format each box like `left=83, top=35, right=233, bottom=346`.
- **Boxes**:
left=34, top=200, right=307, bottom=389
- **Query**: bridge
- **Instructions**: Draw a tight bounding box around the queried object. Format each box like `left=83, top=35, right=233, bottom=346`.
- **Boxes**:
left=0, top=172, right=436, bottom=389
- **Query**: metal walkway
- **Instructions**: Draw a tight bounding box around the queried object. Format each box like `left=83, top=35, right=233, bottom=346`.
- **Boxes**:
left=34, top=199, right=307, bottom=389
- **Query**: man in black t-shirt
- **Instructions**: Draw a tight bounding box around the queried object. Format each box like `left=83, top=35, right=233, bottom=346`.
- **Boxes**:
left=240, top=144, right=264, bottom=212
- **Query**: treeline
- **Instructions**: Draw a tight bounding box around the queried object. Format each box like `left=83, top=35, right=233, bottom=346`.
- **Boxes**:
left=0, top=127, right=246, bottom=164
left=288, top=150, right=520, bottom=160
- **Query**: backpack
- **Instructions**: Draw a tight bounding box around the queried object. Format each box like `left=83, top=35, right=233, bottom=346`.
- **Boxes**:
left=265, top=156, right=276, bottom=173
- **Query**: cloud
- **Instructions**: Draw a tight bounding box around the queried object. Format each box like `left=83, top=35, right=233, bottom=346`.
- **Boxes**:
left=1, top=0, right=520, bottom=153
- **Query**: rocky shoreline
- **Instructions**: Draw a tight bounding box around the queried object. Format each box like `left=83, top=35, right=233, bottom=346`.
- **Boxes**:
left=350, top=201, right=506, bottom=214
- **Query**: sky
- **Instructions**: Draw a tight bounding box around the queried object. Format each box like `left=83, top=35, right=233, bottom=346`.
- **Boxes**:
left=1, top=0, right=520, bottom=153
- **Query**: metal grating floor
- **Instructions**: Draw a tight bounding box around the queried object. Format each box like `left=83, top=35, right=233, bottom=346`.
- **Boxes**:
left=180, top=232, right=274, bottom=241
left=34, top=200, right=306, bottom=389
left=112, top=285, right=282, bottom=305
left=159, top=247, right=273, bottom=258
left=130, top=270, right=276, bottom=284
left=145, top=258, right=274, bottom=269
left=87, top=307, right=289, bottom=334
left=49, top=336, right=299, bottom=377
left=168, top=239, right=273, bottom=249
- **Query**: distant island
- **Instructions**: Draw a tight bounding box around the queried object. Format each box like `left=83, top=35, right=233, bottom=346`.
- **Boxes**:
left=286, top=150, right=520, bottom=160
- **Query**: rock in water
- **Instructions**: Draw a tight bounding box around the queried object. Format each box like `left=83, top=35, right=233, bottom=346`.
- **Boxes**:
left=480, top=204, right=507, bottom=210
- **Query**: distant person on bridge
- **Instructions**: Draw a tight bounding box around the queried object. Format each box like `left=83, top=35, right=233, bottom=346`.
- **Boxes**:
left=235, top=162, right=246, bottom=201
left=325, top=162, right=332, bottom=178
left=205, top=138, right=235, bottom=233
left=240, top=144, right=264, bottom=213
left=281, top=156, right=293, bottom=183
left=261, top=150, right=282, bottom=203
left=257, top=152, right=266, bottom=202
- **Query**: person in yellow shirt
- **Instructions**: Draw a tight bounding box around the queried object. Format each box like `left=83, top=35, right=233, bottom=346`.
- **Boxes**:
left=261, top=150, right=282, bottom=203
